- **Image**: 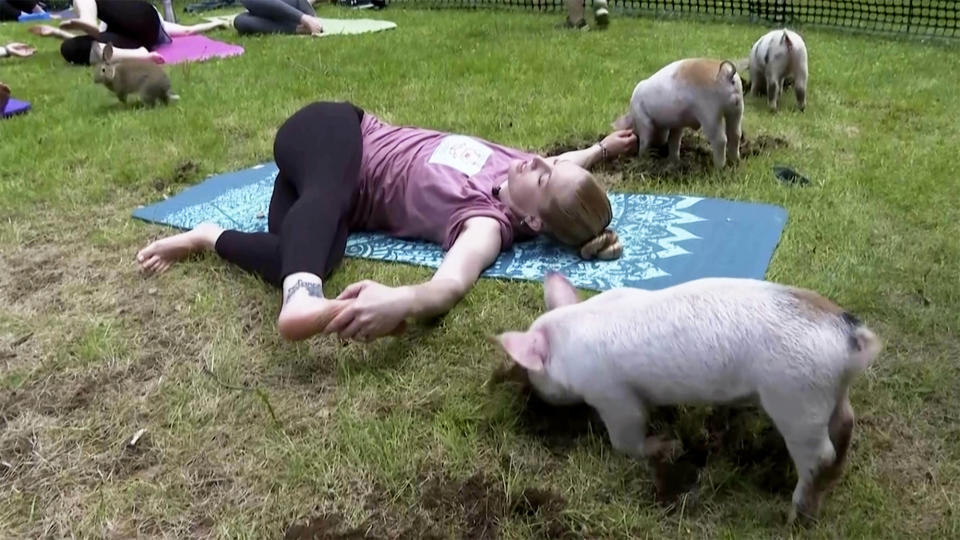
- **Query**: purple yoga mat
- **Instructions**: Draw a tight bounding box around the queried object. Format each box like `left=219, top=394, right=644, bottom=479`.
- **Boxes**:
left=155, top=35, right=244, bottom=65
left=2, top=98, right=31, bottom=118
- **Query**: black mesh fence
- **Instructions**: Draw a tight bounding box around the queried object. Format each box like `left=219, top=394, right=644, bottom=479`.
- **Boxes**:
left=388, top=0, right=960, bottom=39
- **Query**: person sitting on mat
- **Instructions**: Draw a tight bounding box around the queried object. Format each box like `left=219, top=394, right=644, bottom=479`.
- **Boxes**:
left=225, top=0, right=325, bottom=36
left=1, top=42, right=36, bottom=113
left=0, top=0, right=45, bottom=21
left=28, top=0, right=230, bottom=64
left=137, top=101, right=637, bottom=343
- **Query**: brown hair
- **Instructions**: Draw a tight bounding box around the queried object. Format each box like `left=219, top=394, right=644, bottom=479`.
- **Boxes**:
left=538, top=168, right=622, bottom=260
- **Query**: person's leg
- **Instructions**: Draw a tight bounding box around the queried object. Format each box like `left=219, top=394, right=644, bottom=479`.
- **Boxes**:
left=59, top=0, right=102, bottom=35
left=28, top=24, right=78, bottom=40
left=564, top=0, right=586, bottom=28
left=63, top=0, right=164, bottom=48
left=6, top=0, right=38, bottom=15
left=288, top=0, right=317, bottom=16
left=0, top=1, right=23, bottom=22
left=208, top=170, right=298, bottom=286
left=242, top=0, right=322, bottom=34
left=273, top=103, right=362, bottom=279
left=162, top=18, right=231, bottom=37
left=136, top=166, right=296, bottom=284
left=271, top=102, right=364, bottom=340
left=58, top=34, right=94, bottom=64
left=58, top=33, right=162, bottom=65
left=138, top=102, right=365, bottom=341
left=96, top=43, right=163, bottom=63
left=593, top=0, right=609, bottom=28
left=136, top=223, right=226, bottom=276
left=234, top=12, right=296, bottom=36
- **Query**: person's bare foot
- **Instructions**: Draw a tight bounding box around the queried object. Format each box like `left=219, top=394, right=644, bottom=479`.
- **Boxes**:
left=0, top=83, right=10, bottom=114
left=60, top=18, right=101, bottom=36
left=28, top=24, right=58, bottom=36
left=146, top=51, right=165, bottom=64
left=277, top=294, right=353, bottom=341
left=296, top=15, right=323, bottom=35
left=136, top=223, right=224, bottom=275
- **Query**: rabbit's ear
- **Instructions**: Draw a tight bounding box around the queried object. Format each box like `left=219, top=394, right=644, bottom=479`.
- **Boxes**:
left=102, top=43, right=114, bottom=63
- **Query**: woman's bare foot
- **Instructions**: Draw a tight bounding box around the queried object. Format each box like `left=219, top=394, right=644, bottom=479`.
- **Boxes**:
left=296, top=14, right=324, bottom=35
left=28, top=24, right=60, bottom=37
left=278, top=296, right=353, bottom=341
left=136, top=223, right=224, bottom=276
left=277, top=274, right=351, bottom=340
left=146, top=51, right=166, bottom=64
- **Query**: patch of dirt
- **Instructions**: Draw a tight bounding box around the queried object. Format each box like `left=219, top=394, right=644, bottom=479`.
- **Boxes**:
left=542, top=131, right=789, bottom=182
left=1, top=245, right=66, bottom=305
left=420, top=471, right=572, bottom=539
left=283, top=511, right=442, bottom=540
left=112, top=429, right=161, bottom=479
left=283, top=484, right=572, bottom=540
left=422, top=472, right=503, bottom=540
left=153, top=160, right=200, bottom=192
left=284, top=514, right=372, bottom=540
left=1, top=373, right=103, bottom=424
left=511, top=487, right=564, bottom=517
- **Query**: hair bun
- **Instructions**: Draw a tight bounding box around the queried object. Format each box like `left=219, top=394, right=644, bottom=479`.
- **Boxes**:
left=579, top=229, right=622, bottom=260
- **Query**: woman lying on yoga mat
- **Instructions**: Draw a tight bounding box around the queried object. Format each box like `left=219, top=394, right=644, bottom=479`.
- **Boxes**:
left=1, top=42, right=36, bottom=113
left=136, top=101, right=638, bottom=342
left=28, top=0, right=229, bottom=64
left=226, top=0, right=325, bottom=36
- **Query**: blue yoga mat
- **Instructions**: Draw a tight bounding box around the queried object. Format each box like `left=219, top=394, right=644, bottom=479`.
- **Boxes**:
left=2, top=98, right=30, bottom=118
left=15, top=8, right=73, bottom=22
left=132, top=162, right=788, bottom=291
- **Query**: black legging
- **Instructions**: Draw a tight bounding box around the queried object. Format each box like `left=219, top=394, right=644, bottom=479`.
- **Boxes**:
left=60, top=0, right=171, bottom=65
left=214, top=102, right=365, bottom=288
left=0, top=0, right=38, bottom=21
left=235, top=0, right=315, bottom=35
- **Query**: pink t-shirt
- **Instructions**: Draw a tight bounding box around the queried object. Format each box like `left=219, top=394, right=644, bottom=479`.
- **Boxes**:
left=349, top=113, right=537, bottom=251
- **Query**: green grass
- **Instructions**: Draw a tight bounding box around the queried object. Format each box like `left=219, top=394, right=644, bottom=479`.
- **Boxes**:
left=2, top=3, right=960, bottom=538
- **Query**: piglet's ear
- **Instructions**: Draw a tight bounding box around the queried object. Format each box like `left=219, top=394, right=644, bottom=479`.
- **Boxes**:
left=544, top=272, right=580, bottom=310
left=495, top=330, right=549, bottom=372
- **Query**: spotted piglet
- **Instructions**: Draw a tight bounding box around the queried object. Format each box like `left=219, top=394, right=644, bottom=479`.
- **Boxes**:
left=613, top=58, right=744, bottom=168
left=494, top=273, right=881, bottom=523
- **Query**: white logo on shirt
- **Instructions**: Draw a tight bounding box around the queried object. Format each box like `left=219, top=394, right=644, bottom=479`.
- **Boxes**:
left=428, top=135, right=492, bottom=177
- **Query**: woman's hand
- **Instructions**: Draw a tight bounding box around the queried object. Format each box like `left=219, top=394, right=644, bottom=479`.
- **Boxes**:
left=600, top=129, right=638, bottom=158
left=325, top=280, right=412, bottom=341
left=324, top=217, right=502, bottom=343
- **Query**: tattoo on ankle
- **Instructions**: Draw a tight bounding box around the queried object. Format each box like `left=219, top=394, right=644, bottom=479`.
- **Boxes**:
left=284, top=279, right=324, bottom=305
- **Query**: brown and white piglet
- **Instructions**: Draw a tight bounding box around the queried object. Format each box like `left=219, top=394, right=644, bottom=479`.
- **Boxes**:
left=613, top=58, right=744, bottom=168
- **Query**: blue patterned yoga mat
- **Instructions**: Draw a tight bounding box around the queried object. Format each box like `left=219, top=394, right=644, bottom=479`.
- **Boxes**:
left=132, top=162, right=787, bottom=291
